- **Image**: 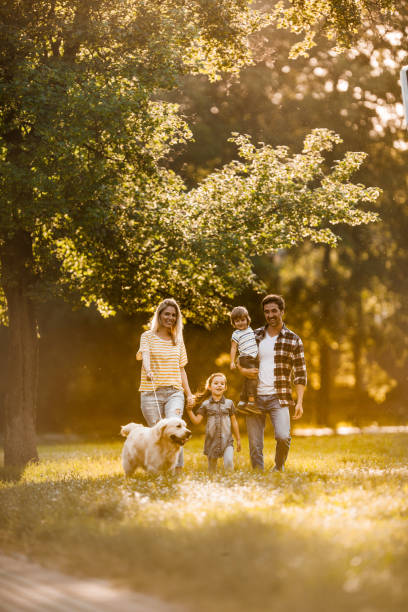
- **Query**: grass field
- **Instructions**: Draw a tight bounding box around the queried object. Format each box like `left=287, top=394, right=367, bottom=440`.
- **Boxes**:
left=1, top=433, right=408, bottom=612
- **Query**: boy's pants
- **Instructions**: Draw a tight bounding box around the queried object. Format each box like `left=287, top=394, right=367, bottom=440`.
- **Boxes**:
left=238, top=354, right=258, bottom=401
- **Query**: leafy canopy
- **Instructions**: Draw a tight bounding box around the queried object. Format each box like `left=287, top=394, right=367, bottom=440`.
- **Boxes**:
left=271, top=0, right=395, bottom=57
left=0, top=1, right=381, bottom=325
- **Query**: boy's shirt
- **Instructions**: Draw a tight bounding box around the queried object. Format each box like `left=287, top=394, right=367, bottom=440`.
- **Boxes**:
left=231, top=326, right=258, bottom=358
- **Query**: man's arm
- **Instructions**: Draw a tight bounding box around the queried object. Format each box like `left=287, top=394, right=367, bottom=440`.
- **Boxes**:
left=293, top=384, right=305, bottom=420
left=292, top=338, right=307, bottom=420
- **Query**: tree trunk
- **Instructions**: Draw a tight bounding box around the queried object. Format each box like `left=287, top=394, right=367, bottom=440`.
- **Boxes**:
left=1, top=231, right=39, bottom=467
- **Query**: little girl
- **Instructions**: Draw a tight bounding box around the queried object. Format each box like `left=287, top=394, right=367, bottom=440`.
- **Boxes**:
left=187, top=373, right=241, bottom=472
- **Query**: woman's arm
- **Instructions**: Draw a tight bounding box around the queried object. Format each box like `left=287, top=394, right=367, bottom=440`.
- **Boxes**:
left=230, top=414, right=241, bottom=452
left=180, top=367, right=195, bottom=407
left=140, top=350, right=152, bottom=380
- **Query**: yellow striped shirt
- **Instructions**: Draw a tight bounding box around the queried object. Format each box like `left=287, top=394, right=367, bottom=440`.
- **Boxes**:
left=137, top=330, right=188, bottom=392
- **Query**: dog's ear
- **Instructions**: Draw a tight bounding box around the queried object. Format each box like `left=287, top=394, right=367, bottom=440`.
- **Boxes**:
left=120, top=423, right=138, bottom=437
left=120, top=424, right=131, bottom=437
left=153, top=420, right=167, bottom=441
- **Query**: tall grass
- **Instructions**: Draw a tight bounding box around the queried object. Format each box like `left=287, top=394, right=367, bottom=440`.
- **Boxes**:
left=1, top=434, right=407, bottom=612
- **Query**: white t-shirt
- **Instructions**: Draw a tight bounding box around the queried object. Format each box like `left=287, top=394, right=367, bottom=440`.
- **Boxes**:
left=257, top=333, right=278, bottom=395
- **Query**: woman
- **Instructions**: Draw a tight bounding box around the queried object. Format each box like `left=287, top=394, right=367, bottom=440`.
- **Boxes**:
left=137, top=298, right=194, bottom=472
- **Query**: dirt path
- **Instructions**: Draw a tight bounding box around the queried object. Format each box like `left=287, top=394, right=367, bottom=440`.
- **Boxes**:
left=0, top=553, right=183, bottom=612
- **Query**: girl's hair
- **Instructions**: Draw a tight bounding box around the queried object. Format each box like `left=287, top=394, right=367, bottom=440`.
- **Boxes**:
left=150, top=298, right=183, bottom=345
left=194, top=372, right=227, bottom=407
left=230, top=306, right=251, bottom=326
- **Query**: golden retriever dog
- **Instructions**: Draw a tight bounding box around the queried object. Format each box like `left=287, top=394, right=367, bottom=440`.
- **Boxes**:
left=120, top=417, right=192, bottom=475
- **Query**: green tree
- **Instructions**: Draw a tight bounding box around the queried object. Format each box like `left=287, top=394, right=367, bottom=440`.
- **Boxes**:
left=270, top=0, right=395, bottom=57
left=0, top=1, right=383, bottom=466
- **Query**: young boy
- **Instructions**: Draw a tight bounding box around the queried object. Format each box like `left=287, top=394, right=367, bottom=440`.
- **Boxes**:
left=230, top=306, right=261, bottom=415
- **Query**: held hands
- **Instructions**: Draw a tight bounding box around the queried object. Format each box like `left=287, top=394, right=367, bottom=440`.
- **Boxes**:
left=230, top=362, right=236, bottom=370
left=292, top=402, right=303, bottom=420
left=186, top=394, right=195, bottom=409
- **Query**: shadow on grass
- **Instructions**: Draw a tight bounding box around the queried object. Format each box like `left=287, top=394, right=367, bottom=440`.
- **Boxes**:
left=0, top=465, right=26, bottom=483
left=2, top=508, right=405, bottom=612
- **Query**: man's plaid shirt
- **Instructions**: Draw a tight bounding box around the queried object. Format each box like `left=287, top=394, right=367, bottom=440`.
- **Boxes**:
left=254, top=324, right=307, bottom=408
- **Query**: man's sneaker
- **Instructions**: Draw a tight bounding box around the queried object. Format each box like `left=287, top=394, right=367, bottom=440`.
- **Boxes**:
left=236, top=401, right=262, bottom=416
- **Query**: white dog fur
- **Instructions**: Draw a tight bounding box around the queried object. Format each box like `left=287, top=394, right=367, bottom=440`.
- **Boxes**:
left=120, top=417, right=192, bottom=475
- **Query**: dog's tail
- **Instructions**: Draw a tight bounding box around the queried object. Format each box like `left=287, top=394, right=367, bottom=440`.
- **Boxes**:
left=120, top=422, right=141, bottom=437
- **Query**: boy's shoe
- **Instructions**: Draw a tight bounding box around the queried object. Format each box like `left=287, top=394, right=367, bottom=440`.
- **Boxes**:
left=245, top=401, right=262, bottom=415
left=236, top=401, right=250, bottom=415
left=236, top=401, right=262, bottom=416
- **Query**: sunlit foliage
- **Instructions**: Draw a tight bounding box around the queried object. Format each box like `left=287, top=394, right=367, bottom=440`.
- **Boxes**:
left=271, top=0, right=395, bottom=57
left=0, top=1, right=383, bottom=325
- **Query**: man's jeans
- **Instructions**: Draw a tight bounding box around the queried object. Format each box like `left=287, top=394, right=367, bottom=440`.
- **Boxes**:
left=246, top=395, right=291, bottom=470
left=140, top=386, right=185, bottom=467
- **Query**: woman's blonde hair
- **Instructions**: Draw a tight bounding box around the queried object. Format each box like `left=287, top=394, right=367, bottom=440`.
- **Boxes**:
left=150, top=298, right=183, bottom=345
left=194, top=372, right=227, bottom=407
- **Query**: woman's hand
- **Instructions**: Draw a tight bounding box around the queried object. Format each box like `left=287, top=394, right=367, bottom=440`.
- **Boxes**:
left=145, top=370, right=153, bottom=381
left=186, top=394, right=195, bottom=408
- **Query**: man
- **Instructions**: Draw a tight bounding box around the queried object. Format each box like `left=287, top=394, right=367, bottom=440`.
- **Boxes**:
left=238, top=294, right=306, bottom=472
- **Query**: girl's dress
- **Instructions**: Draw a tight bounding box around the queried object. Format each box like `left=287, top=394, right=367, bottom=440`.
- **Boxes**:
left=197, top=396, right=236, bottom=458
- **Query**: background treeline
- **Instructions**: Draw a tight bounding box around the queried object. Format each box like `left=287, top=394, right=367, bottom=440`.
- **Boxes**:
left=1, top=6, right=407, bottom=434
